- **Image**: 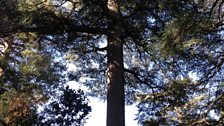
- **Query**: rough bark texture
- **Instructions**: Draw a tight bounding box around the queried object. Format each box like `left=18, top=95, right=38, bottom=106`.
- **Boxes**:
left=106, top=0, right=125, bottom=126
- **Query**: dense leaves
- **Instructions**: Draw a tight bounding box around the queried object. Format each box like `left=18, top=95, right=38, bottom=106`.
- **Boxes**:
left=38, top=86, right=91, bottom=126
left=0, top=2, right=91, bottom=124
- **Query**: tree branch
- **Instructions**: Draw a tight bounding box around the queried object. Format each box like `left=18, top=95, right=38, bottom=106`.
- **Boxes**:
left=1, top=24, right=107, bottom=38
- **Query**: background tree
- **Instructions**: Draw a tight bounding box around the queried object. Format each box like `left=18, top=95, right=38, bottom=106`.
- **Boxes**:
left=0, top=33, right=91, bottom=126
left=135, top=1, right=224, bottom=125
left=0, top=1, right=91, bottom=124
left=38, top=86, right=91, bottom=126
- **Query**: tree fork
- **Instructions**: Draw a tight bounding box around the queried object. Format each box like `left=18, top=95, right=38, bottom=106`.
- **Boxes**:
left=106, top=0, right=125, bottom=126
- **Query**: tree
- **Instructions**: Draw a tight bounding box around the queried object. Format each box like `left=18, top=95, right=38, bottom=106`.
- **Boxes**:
left=134, top=1, right=224, bottom=125
left=0, top=90, right=41, bottom=126
left=1, top=1, right=125, bottom=125
left=0, top=2, right=91, bottom=124
left=0, top=34, right=91, bottom=125
left=38, top=86, right=91, bottom=126
left=0, top=0, right=223, bottom=126
left=0, top=33, right=65, bottom=125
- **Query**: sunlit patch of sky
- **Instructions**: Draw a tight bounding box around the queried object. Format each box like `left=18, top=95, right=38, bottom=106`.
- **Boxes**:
left=96, top=35, right=108, bottom=55
left=209, top=110, right=221, bottom=120
left=66, top=63, right=77, bottom=72
left=55, top=0, right=83, bottom=12
left=188, top=71, right=199, bottom=82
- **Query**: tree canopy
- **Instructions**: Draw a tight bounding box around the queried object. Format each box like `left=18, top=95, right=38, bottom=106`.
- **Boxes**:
left=0, top=1, right=91, bottom=125
left=0, top=0, right=223, bottom=126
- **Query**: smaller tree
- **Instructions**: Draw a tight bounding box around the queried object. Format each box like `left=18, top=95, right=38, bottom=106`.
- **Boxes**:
left=38, top=86, right=91, bottom=126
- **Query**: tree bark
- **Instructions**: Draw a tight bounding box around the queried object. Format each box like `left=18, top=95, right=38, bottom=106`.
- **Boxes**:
left=106, top=0, right=125, bottom=126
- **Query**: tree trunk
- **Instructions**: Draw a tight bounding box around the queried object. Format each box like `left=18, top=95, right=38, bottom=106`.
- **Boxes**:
left=106, top=0, right=125, bottom=126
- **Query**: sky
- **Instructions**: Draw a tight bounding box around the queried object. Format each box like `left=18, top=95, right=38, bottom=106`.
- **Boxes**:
left=67, top=81, right=139, bottom=126
left=85, top=97, right=139, bottom=126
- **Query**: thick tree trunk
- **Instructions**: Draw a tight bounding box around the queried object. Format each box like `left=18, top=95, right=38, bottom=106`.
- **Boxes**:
left=106, top=0, right=125, bottom=126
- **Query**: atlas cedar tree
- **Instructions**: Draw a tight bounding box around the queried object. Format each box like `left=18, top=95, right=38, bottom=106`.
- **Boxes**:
left=0, top=0, right=223, bottom=126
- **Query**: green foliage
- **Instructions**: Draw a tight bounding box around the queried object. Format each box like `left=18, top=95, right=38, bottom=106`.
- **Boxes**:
left=0, top=36, right=91, bottom=125
left=0, top=25, right=89, bottom=126
left=38, top=86, right=91, bottom=126
left=0, top=89, right=43, bottom=125
left=160, top=15, right=213, bottom=58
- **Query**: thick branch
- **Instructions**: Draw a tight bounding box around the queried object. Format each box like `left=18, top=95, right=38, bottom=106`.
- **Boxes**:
left=1, top=25, right=107, bottom=37
left=124, top=68, right=164, bottom=90
left=124, top=68, right=146, bottom=84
